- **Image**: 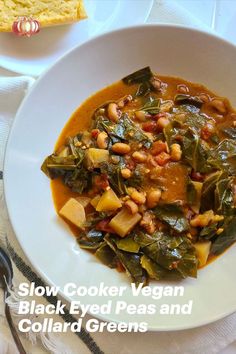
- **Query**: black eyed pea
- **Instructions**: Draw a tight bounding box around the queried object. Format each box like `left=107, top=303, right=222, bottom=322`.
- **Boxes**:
left=97, top=131, right=108, bottom=149
left=156, top=117, right=170, bottom=131
left=190, top=210, right=214, bottom=227
left=117, top=95, right=133, bottom=108
left=199, top=93, right=211, bottom=103
left=150, top=77, right=162, bottom=91
left=135, top=110, right=147, bottom=121
left=131, top=190, right=146, bottom=205
left=177, top=84, right=189, bottom=94
left=121, top=168, right=132, bottom=179
left=112, top=143, right=131, bottom=155
left=170, top=143, right=182, bottom=161
left=107, top=103, right=121, bottom=122
left=210, top=99, right=226, bottom=114
left=125, top=200, right=139, bottom=214
left=146, top=189, right=162, bottom=208
left=132, top=151, right=147, bottom=163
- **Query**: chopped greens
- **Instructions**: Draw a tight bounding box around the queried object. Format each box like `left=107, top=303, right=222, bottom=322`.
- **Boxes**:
left=174, top=94, right=203, bottom=108
left=142, top=233, right=198, bottom=278
left=95, top=243, right=117, bottom=268
left=215, top=178, right=235, bottom=215
left=42, top=66, right=236, bottom=286
left=122, top=66, right=153, bottom=85
left=105, top=235, right=147, bottom=286
left=140, top=255, right=182, bottom=280
left=152, top=203, right=189, bottom=233
left=113, top=114, right=153, bottom=148
left=208, top=139, right=236, bottom=175
left=221, top=127, right=236, bottom=139
left=116, top=234, right=140, bottom=253
left=181, top=129, right=212, bottom=173
left=211, top=217, right=236, bottom=255
left=135, top=81, right=152, bottom=97
left=139, top=97, right=161, bottom=115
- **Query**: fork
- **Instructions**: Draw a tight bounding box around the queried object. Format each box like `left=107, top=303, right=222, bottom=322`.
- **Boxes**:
left=0, top=247, right=26, bottom=354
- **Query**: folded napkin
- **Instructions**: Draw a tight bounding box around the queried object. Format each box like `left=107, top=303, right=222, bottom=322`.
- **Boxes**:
left=1, top=1, right=236, bottom=354
left=148, top=0, right=213, bottom=31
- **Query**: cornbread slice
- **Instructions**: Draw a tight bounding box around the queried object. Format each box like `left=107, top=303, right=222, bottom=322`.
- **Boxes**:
left=0, top=0, right=87, bottom=32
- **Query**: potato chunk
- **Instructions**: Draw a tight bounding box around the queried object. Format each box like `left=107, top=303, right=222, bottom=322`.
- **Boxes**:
left=191, top=181, right=203, bottom=214
left=109, top=208, right=141, bottom=237
left=85, top=148, right=109, bottom=168
left=59, top=198, right=86, bottom=229
left=90, top=195, right=101, bottom=208
left=96, top=189, right=122, bottom=212
left=194, top=241, right=211, bottom=267
left=76, top=196, right=91, bottom=208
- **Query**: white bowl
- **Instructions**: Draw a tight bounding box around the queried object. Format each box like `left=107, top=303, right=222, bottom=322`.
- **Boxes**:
left=4, top=24, right=236, bottom=331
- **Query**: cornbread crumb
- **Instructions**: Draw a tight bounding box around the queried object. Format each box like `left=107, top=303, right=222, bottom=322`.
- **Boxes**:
left=0, top=0, right=87, bottom=32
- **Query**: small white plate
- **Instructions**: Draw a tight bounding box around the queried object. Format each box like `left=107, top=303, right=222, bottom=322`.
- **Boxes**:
left=4, top=25, right=236, bottom=331
left=0, top=0, right=153, bottom=76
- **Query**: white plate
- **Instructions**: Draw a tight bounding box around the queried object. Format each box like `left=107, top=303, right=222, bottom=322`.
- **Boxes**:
left=0, top=0, right=153, bottom=76
left=4, top=25, right=236, bottom=331
left=177, top=0, right=236, bottom=46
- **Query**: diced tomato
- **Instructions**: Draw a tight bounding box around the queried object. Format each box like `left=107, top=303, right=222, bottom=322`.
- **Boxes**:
left=96, top=219, right=114, bottom=233
left=116, top=261, right=125, bottom=272
left=170, top=261, right=179, bottom=270
left=146, top=155, right=158, bottom=167
left=155, top=152, right=171, bottom=166
left=91, top=129, right=100, bottom=138
left=175, top=135, right=183, bottom=142
left=142, top=121, right=157, bottom=132
left=151, top=140, right=167, bottom=155
left=153, top=112, right=167, bottom=120
left=125, top=157, right=136, bottom=170
left=201, top=123, right=214, bottom=140
left=93, top=174, right=109, bottom=190
left=191, top=170, right=204, bottom=181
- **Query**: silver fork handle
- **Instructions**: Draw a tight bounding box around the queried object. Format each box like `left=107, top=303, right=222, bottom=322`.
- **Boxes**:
left=4, top=297, right=27, bottom=354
